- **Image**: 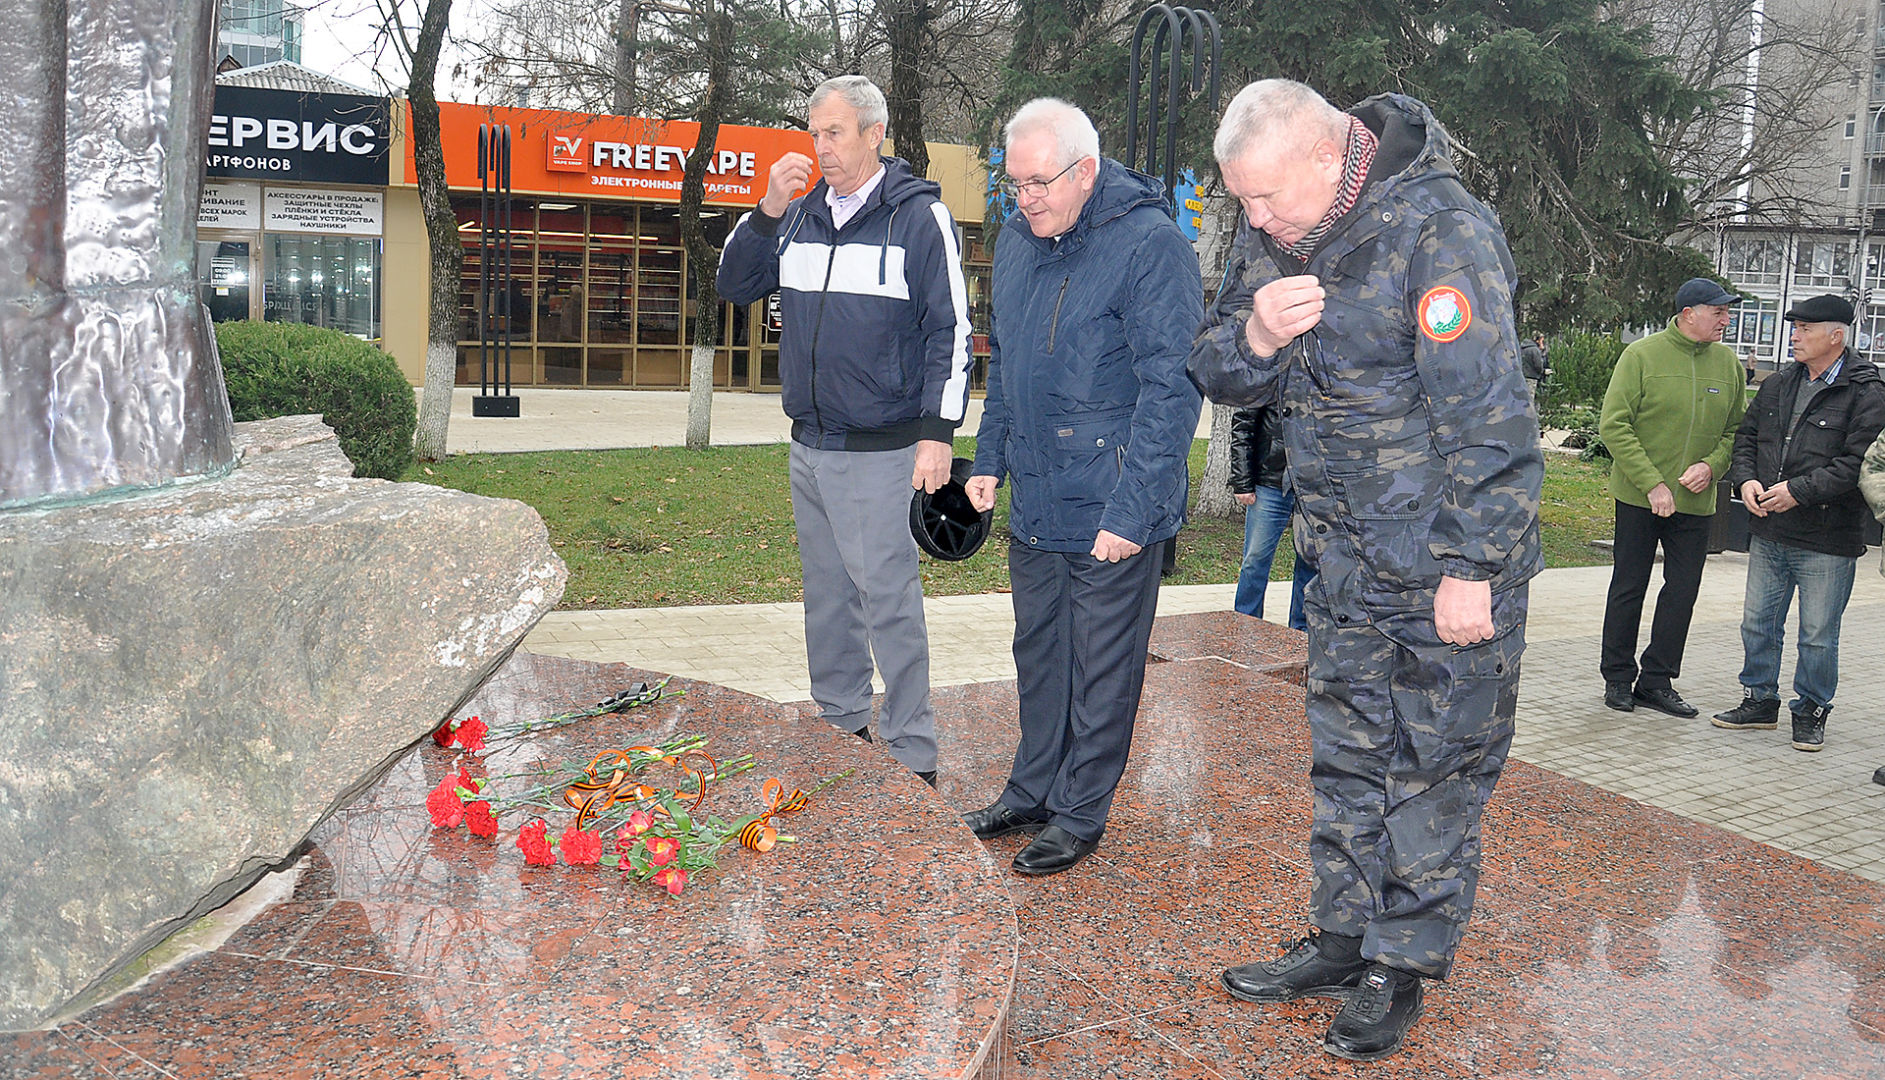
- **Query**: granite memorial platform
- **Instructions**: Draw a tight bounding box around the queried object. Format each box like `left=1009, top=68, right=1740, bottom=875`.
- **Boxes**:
left=6, top=614, right=1884, bottom=1079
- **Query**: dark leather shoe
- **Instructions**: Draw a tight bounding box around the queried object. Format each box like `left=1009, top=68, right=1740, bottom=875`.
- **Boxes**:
left=1633, top=685, right=1698, bottom=718
left=1604, top=681, right=1635, bottom=712
left=1223, top=933, right=1369, bottom=1003
left=915, top=770, right=937, bottom=787
left=1323, top=964, right=1425, bottom=1062
left=962, top=801, right=1047, bottom=840
left=1012, top=825, right=1100, bottom=875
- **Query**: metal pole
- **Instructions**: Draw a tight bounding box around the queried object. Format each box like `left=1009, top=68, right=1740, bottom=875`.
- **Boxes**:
left=500, top=125, right=514, bottom=396
left=478, top=124, right=493, bottom=398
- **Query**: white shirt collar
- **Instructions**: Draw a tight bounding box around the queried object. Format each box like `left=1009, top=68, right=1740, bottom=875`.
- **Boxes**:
left=825, top=163, right=886, bottom=229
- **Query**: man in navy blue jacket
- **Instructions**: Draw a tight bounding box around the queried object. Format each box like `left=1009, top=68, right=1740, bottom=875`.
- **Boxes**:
left=717, top=76, right=974, bottom=784
left=962, top=98, right=1204, bottom=875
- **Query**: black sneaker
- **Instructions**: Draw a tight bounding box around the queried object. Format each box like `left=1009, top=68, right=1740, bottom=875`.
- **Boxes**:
left=1604, top=681, right=1635, bottom=712
left=1791, top=703, right=1830, bottom=752
left=1323, top=964, right=1425, bottom=1061
left=1222, top=932, right=1368, bottom=1004
left=1713, top=692, right=1780, bottom=731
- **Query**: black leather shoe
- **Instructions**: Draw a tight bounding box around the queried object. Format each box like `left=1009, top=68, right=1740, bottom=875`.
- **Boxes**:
left=1223, top=933, right=1369, bottom=1004
left=1323, top=964, right=1425, bottom=1062
left=961, top=801, right=1048, bottom=840
left=1633, top=685, right=1698, bottom=718
left=915, top=770, right=937, bottom=787
left=1012, top=825, right=1100, bottom=875
left=1604, top=681, right=1635, bottom=712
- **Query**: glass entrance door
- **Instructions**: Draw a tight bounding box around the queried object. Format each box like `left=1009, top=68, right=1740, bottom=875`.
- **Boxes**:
left=197, top=238, right=254, bottom=324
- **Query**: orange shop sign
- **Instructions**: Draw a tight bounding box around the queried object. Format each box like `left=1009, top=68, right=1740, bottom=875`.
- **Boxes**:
left=410, top=102, right=817, bottom=207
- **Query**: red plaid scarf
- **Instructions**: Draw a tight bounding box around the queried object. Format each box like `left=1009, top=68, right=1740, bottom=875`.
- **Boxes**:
left=1282, top=115, right=1378, bottom=261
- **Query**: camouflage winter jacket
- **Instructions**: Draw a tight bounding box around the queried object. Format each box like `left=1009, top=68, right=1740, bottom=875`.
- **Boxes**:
left=1188, top=94, right=1543, bottom=618
left=1856, top=426, right=1885, bottom=573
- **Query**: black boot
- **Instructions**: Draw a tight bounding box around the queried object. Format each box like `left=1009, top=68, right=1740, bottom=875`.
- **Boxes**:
left=1323, top=964, right=1425, bottom=1061
left=1222, top=931, right=1367, bottom=1004
left=1791, top=703, right=1830, bottom=752
left=1712, top=691, right=1780, bottom=731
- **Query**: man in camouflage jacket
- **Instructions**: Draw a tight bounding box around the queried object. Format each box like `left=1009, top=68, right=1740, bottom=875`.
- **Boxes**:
left=1188, top=80, right=1542, bottom=1062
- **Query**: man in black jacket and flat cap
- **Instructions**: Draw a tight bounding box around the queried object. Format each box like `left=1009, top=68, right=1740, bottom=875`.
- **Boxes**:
left=1712, top=293, right=1885, bottom=751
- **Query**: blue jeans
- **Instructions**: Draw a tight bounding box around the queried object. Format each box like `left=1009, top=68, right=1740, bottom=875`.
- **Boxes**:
left=1737, top=535, right=1857, bottom=713
left=1234, top=486, right=1314, bottom=630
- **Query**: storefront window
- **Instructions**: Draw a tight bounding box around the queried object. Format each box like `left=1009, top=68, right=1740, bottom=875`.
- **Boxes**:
left=1793, top=241, right=1852, bottom=290
left=1724, top=236, right=1785, bottom=288
left=264, top=233, right=381, bottom=340
left=444, top=196, right=978, bottom=390
left=637, top=248, right=683, bottom=345
left=1724, top=296, right=1780, bottom=352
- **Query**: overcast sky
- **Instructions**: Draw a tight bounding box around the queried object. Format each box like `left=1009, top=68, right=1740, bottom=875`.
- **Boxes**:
left=295, top=0, right=490, bottom=98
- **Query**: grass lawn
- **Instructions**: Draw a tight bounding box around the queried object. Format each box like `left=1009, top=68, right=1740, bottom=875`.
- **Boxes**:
left=404, top=441, right=1616, bottom=610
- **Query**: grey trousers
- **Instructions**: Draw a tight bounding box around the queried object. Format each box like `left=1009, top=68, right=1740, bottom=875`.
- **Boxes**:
left=1000, top=539, right=1165, bottom=841
left=789, top=441, right=937, bottom=772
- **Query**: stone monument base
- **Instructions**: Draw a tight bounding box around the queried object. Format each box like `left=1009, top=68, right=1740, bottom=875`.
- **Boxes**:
left=0, top=415, right=567, bottom=1030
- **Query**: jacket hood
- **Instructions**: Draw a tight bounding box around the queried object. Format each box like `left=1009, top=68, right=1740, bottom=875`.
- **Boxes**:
left=1008, top=157, right=1170, bottom=250
left=1349, top=93, right=1460, bottom=202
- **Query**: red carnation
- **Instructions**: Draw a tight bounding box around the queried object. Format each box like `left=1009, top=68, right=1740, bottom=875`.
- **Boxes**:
left=426, top=775, right=465, bottom=828
left=517, top=819, right=555, bottom=866
left=431, top=718, right=456, bottom=747
left=454, top=716, right=488, bottom=753
left=560, top=825, right=602, bottom=866
left=464, top=800, right=499, bottom=839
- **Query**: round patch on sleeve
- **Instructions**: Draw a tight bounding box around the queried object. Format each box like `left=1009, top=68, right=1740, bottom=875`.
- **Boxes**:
left=1418, top=286, right=1471, bottom=344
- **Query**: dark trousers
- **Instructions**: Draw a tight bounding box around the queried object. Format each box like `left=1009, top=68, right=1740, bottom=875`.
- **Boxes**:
left=1000, top=539, right=1165, bottom=842
left=1601, top=500, right=1711, bottom=689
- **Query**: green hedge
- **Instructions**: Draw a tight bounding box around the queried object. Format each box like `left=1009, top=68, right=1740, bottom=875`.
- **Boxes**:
left=1542, top=329, right=1627, bottom=417
left=215, top=321, right=417, bottom=479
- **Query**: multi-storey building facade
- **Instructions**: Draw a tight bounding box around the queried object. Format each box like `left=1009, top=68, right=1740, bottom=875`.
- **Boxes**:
left=217, top=0, right=303, bottom=70
left=1707, top=1, right=1885, bottom=371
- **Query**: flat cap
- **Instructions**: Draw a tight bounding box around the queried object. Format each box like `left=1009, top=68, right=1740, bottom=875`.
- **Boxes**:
left=1784, top=293, right=1854, bottom=325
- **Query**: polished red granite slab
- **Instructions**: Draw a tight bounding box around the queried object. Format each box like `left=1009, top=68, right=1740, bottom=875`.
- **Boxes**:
left=939, top=614, right=1885, bottom=1080
left=1147, top=609, right=1308, bottom=682
left=11, top=613, right=1885, bottom=1080
left=3, top=653, right=1015, bottom=1079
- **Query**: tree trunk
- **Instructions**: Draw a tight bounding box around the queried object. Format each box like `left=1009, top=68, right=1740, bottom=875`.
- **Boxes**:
left=1194, top=402, right=1238, bottom=518
left=1191, top=197, right=1242, bottom=519
left=677, top=1, right=731, bottom=451
left=408, top=0, right=461, bottom=463
left=886, top=0, right=929, bottom=179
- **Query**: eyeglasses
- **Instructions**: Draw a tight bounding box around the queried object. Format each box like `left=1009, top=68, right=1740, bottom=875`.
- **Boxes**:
left=998, top=160, right=1080, bottom=200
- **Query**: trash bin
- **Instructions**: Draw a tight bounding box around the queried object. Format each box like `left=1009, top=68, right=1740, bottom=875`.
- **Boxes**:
left=1707, top=478, right=1749, bottom=554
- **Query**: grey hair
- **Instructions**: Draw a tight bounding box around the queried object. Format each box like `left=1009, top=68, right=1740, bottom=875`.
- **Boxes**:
left=809, top=75, right=889, bottom=134
left=1003, top=98, right=1101, bottom=168
left=1213, top=79, right=1349, bottom=164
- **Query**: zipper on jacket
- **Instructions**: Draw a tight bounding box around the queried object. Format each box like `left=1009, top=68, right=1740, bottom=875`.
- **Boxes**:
left=1044, top=277, right=1070, bottom=352
left=805, top=242, right=840, bottom=437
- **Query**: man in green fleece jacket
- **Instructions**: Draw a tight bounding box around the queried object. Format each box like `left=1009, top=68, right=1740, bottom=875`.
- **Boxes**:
left=1598, top=277, right=1748, bottom=716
